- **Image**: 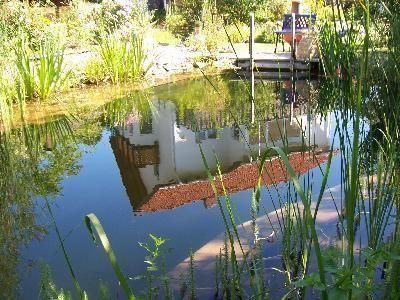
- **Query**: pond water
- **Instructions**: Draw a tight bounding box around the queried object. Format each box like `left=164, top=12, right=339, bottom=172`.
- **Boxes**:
left=2, top=75, right=345, bottom=298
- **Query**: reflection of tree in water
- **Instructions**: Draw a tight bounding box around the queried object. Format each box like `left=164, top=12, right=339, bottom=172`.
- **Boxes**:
left=166, top=77, right=320, bottom=129
left=102, top=90, right=153, bottom=128
left=0, top=117, right=92, bottom=299
left=155, top=76, right=279, bottom=128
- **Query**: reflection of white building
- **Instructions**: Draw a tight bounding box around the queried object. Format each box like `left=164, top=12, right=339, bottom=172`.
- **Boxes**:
left=111, top=98, right=331, bottom=210
left=264, top=114, right=331, bottom=150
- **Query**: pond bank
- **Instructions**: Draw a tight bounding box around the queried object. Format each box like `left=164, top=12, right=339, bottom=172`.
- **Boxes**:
left=13, top=42, right=240, bottom=125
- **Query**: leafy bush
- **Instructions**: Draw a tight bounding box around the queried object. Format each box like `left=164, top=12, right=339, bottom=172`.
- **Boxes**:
left=59, top=0, right=98, bottom=48
left=89, top=0, right=153, bottom=39
left=216, top=0, right=267, bottom=23
left=0, top=1, right=48, bottom=52
left=255, top=0, right=289, bottom=23
left=255, top=21, right=278, bottom=43
left=174, top=0, right=204, bottom=27
left=153, top=29, right=180, bottom=45
left=84, top=57, right=106, bottom=84
left=225, top=23, right=250, bottom=43
left=165, top=13, right=189, bottom=38
left=202, top=1, right=226, bottom=51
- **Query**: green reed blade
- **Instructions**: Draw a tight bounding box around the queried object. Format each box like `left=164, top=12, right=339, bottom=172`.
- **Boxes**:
left=85, top=213, right=135, bottom=300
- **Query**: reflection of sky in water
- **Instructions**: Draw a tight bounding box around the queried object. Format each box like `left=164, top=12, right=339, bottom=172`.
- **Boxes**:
left=14, top=78, right=342, bottom=298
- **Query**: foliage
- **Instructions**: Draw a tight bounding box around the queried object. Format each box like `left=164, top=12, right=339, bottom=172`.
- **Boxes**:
left=225, top=23, right=250, bottom=43
left=215, top=0, right=266, bottom=23
left=13, top=36, right=36, bottom=100
left=88, top=0, right=152, bottom=39
left=255, top=21, right=278, bottom=43
left=85, top=213, right=135, bottom=299
left=255, top=0, right=289, bottom=23
left=165, top=13, right=189, bottom=38
left=59, top=0, right=98, bottom=48
left=136, top=234, right=171, bottom=299
left=0, top=0, right=50, bottom=51
left=36, top=37, right=71, bottom=101
left=39, top=264, right=73, bottom=300
left=153, top=28, right=180, bottom=45
left=201, top=0, right=226, bottom=51
left=13, top=35, right=70, bottom=102
left=84, top=57, right=107, bottom=85
left=174, top=0, right=204, bottom=29
left=0, top=114, right=83, bottom=299
left=97, top=32, right=149, bottom=84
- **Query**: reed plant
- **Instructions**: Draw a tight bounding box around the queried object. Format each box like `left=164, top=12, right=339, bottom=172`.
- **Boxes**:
left=98, top=32, right=149, bottom=84
left=13, top=36, right=36, bottom=100
left=36, top=37, right=70, bottom=101
left=13, top=35, right=70, bottom=102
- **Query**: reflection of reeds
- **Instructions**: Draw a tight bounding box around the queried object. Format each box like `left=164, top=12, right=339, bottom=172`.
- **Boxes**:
left=102, top=90, right=154, bottom=128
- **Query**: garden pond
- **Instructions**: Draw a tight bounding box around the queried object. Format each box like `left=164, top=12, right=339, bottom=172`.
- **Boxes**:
left=2, top=75, right=350, bottom=298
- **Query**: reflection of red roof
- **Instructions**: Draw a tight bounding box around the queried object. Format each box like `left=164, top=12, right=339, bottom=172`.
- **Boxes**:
left=138, top=152, right=331, bottom=212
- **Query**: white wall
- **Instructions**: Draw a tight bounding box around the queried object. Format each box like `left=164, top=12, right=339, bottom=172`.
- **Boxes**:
left=116, top=99, right=332, bottom=194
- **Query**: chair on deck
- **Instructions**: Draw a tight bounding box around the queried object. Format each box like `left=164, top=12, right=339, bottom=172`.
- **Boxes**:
left=274, top=14, right=317, bottom=53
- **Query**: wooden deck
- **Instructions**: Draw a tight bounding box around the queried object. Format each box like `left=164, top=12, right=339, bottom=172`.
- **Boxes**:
left=236, top=52, right=319, bottom=71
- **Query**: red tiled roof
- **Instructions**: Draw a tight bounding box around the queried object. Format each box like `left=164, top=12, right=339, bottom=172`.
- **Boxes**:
left=138, top=151, right=331, bottom=212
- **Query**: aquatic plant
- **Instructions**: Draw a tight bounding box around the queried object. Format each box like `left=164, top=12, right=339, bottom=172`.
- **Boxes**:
left=36, top=37, right=71, bottom=101
left=13, top=35, right=70, bottom=102
left=98, top=32, right=149, bottom=84
left=13, top=36, right=36, bottom=100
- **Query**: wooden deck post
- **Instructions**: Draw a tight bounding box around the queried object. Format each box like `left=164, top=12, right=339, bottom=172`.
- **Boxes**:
left=291, top=12, right=296, bottom=72
left=249, top=12, right=255, bottom=124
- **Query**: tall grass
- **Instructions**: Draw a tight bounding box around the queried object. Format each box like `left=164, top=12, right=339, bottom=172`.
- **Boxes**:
left=36, top=37, right=70, bottom=101
left=98, top=32, right=150, bottom=84
left=13, top=36, right=35, bottom=100
left=13, top=35, right=70, bottom=102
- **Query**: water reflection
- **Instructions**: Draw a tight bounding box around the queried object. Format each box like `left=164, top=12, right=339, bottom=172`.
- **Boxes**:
left=0, top=116, right=83, bottom=299
left=110, top=79, right=332, bottom=212
left=0, top=75, right=337, bottom=298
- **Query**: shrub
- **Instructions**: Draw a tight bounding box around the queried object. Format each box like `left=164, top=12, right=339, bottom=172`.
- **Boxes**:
left=255, top=21, right=278, bottom=43
left=174, top=0, right=204, bottom=27
left=216, top=0, right=266, bottom=23
left=153, top=29, right=180, bottom=45
left=89, top=0, right=152, bottom=39
left=225, top=23, right=250, bottom=43
left=202, top=2, right=226, bottom=51
left=60, top=0, right=98, bottom=48
left=84, top=57, right=106, bottom=84
left=255, top=0, right=290, bottom=23
left=0, top=0, right=50, bottom=51
left=166, top=13, right=189, bottom=38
